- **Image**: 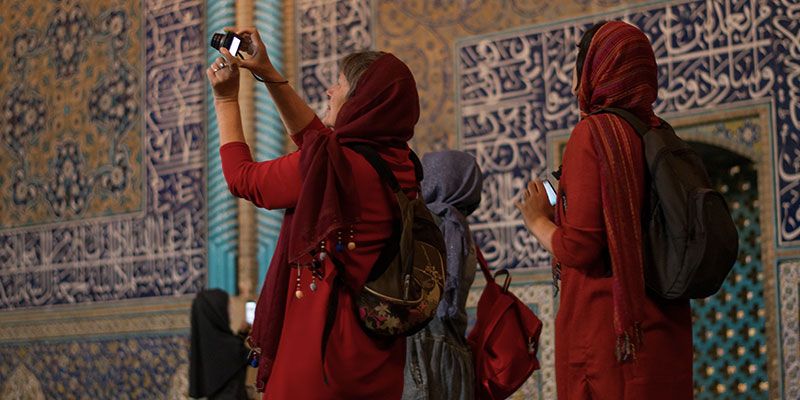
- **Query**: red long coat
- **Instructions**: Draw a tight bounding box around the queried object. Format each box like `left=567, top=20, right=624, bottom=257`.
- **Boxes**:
left=220, top=117, right=415, bottom=399
left=551, top=120, right=694, bottom=400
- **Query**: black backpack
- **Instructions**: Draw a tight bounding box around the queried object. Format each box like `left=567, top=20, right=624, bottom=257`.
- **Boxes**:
left=597, top=108, right=739, bottom=299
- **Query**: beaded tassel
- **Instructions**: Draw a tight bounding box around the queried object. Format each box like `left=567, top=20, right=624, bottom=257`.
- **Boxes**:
left=294, top=266, right=304, bottom=299
left=310, top=277, right=317, bottom=292
left=347, top=227, right=356, bottom=250
left=311, top=241, right=327, bottom=292
left=319, top=240, right=327, bottom=261
left=336, top=231, right=344, bottom=252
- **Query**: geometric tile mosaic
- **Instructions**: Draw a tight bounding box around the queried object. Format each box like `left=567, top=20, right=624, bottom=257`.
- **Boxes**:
left=688, top=141, right=768, bottom=398
left=778, top=260, right=800, bottom=399
left=206, top=0, right=238, bottom=294
left=0, top=1, right=144, bottom=229
left=0, top=335, right=188, bottom=399
left=255, top=0, right=287, bottom=290
left=296, top=0, right=373, bottom=116
left=457, top=0, right=800, bottom=273
left=0, top=0, right=207, bottom=308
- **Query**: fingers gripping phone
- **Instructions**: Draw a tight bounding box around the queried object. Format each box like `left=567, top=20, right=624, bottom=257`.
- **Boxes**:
left=543, top=180, right=557, bottom=207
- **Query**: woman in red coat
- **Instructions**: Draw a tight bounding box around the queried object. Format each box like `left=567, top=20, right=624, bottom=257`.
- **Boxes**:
left=207, top=27, right=420, bottom=399
left=516, top=22, right=693, bottom=399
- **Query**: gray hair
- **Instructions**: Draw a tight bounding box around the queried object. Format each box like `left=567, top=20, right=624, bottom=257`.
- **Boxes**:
left=339, top=51, right=385, bottom=98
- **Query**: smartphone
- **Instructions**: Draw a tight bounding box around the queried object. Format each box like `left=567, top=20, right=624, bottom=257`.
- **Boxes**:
left=245, top=301, right=256, bottom=325
left=543, top=180, right=557, bottom=206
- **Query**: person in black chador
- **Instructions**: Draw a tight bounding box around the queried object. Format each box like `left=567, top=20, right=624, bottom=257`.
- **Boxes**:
left=189, top=289, right=250, bottom=400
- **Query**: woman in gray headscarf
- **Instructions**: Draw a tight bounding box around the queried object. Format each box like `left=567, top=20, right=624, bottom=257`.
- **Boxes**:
left=403, top=150, right=483, bottom=400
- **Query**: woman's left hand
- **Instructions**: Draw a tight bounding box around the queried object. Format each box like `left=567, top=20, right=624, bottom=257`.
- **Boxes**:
left=206, top=48, right=240, bottom=101
left=515, top=179, right=555, bottom=230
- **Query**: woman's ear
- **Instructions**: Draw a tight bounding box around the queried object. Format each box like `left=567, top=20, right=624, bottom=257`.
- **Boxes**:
left=572, top=62, right=580, bottom=95
left=572, top=68, right=578, bottom=93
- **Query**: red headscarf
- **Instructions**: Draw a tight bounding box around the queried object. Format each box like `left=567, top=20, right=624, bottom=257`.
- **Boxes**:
left=250, top=53, right=419, bottom=390
left=575, top=21, right=657, bottom=361
left=289, top=53, right=420, bottom=261
left=578, top=21, right=659, bottom=127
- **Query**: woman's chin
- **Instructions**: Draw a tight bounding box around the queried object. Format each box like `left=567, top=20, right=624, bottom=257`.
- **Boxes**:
left=321, top=112, right=336, bottom=127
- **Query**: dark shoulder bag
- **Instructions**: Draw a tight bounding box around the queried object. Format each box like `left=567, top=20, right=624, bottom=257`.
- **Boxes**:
left=346, top=144, right=447, bottom=336
left=320, top=144, right=446, bottom=382
left=596, top=107, right=739, bottom=299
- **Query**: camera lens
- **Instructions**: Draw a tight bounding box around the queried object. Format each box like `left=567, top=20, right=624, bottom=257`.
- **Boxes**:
left=210, top=33, right=225, bottom=50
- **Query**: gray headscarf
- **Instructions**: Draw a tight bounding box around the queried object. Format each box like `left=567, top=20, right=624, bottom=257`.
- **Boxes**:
left=422, top=151, right=483, bottom=320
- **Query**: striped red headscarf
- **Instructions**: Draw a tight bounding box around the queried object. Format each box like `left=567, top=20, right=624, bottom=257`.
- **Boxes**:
left=576, top=21, right=659, bottom=361
left=578, top=21, right=659, bottom=126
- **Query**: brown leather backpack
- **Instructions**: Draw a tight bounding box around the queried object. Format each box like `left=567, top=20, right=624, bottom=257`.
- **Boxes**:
left=319, top=144, right=446, bottom=383
left=345, top=143, right=446, bottom=337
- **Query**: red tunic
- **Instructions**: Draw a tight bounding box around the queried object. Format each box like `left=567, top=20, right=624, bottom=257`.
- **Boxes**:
left=551, top=120, right=693, bottom=400
left=220, top=117, right=416, bottom=399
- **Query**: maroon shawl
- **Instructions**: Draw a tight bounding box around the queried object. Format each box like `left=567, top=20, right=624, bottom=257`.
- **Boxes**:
left=250, top=54, right=420, bottom=390
left=576, top=21, right=659, bottom=361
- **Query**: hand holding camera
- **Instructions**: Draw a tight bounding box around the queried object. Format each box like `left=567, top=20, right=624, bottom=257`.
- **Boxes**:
left=211, top=27, right=286, bottom=83
left=206, top=47, right=240, bottom=101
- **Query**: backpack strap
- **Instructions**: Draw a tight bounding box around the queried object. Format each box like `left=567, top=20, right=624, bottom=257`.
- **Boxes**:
left=475, top=245, right=511, bottom=291
left=409, top=149, right=424, bottom=182
left=473, top=245, right=528, bottom=369
left=346, top=143, right=414, bottom=282
left=347, top=144, right=424, bottom=190
left=475, top=245, right=494, bottom=283
left=595, top=107, right=649, bottom=137
left=320, top=144, right=415, bottom=384
left=348, top=144, right=402, bottom=192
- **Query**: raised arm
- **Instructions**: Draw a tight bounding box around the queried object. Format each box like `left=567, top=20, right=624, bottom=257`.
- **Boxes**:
left=206, top=42, right=303, bottom=209
left=206, top=49, right=247, bottom=146
left=220, top=143, right=301, bottom=210
left=228, top=27, right=316, bottom=135
left=218, top=116, right=330, bottom=209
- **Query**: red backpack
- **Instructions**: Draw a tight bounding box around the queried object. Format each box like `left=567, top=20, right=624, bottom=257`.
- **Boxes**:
left=468, top=247, right=543, bottom=400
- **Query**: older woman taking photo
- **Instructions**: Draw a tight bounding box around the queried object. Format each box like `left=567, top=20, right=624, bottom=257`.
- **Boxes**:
left=207, top=27, right=420, bottom=399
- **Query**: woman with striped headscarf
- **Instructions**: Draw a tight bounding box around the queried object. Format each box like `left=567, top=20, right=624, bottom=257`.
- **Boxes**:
left=516, top=21, right=693, bottom=399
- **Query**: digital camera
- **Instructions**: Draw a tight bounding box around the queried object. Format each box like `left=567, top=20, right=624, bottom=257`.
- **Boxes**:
left=210, top=31, right=247, bottom=56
